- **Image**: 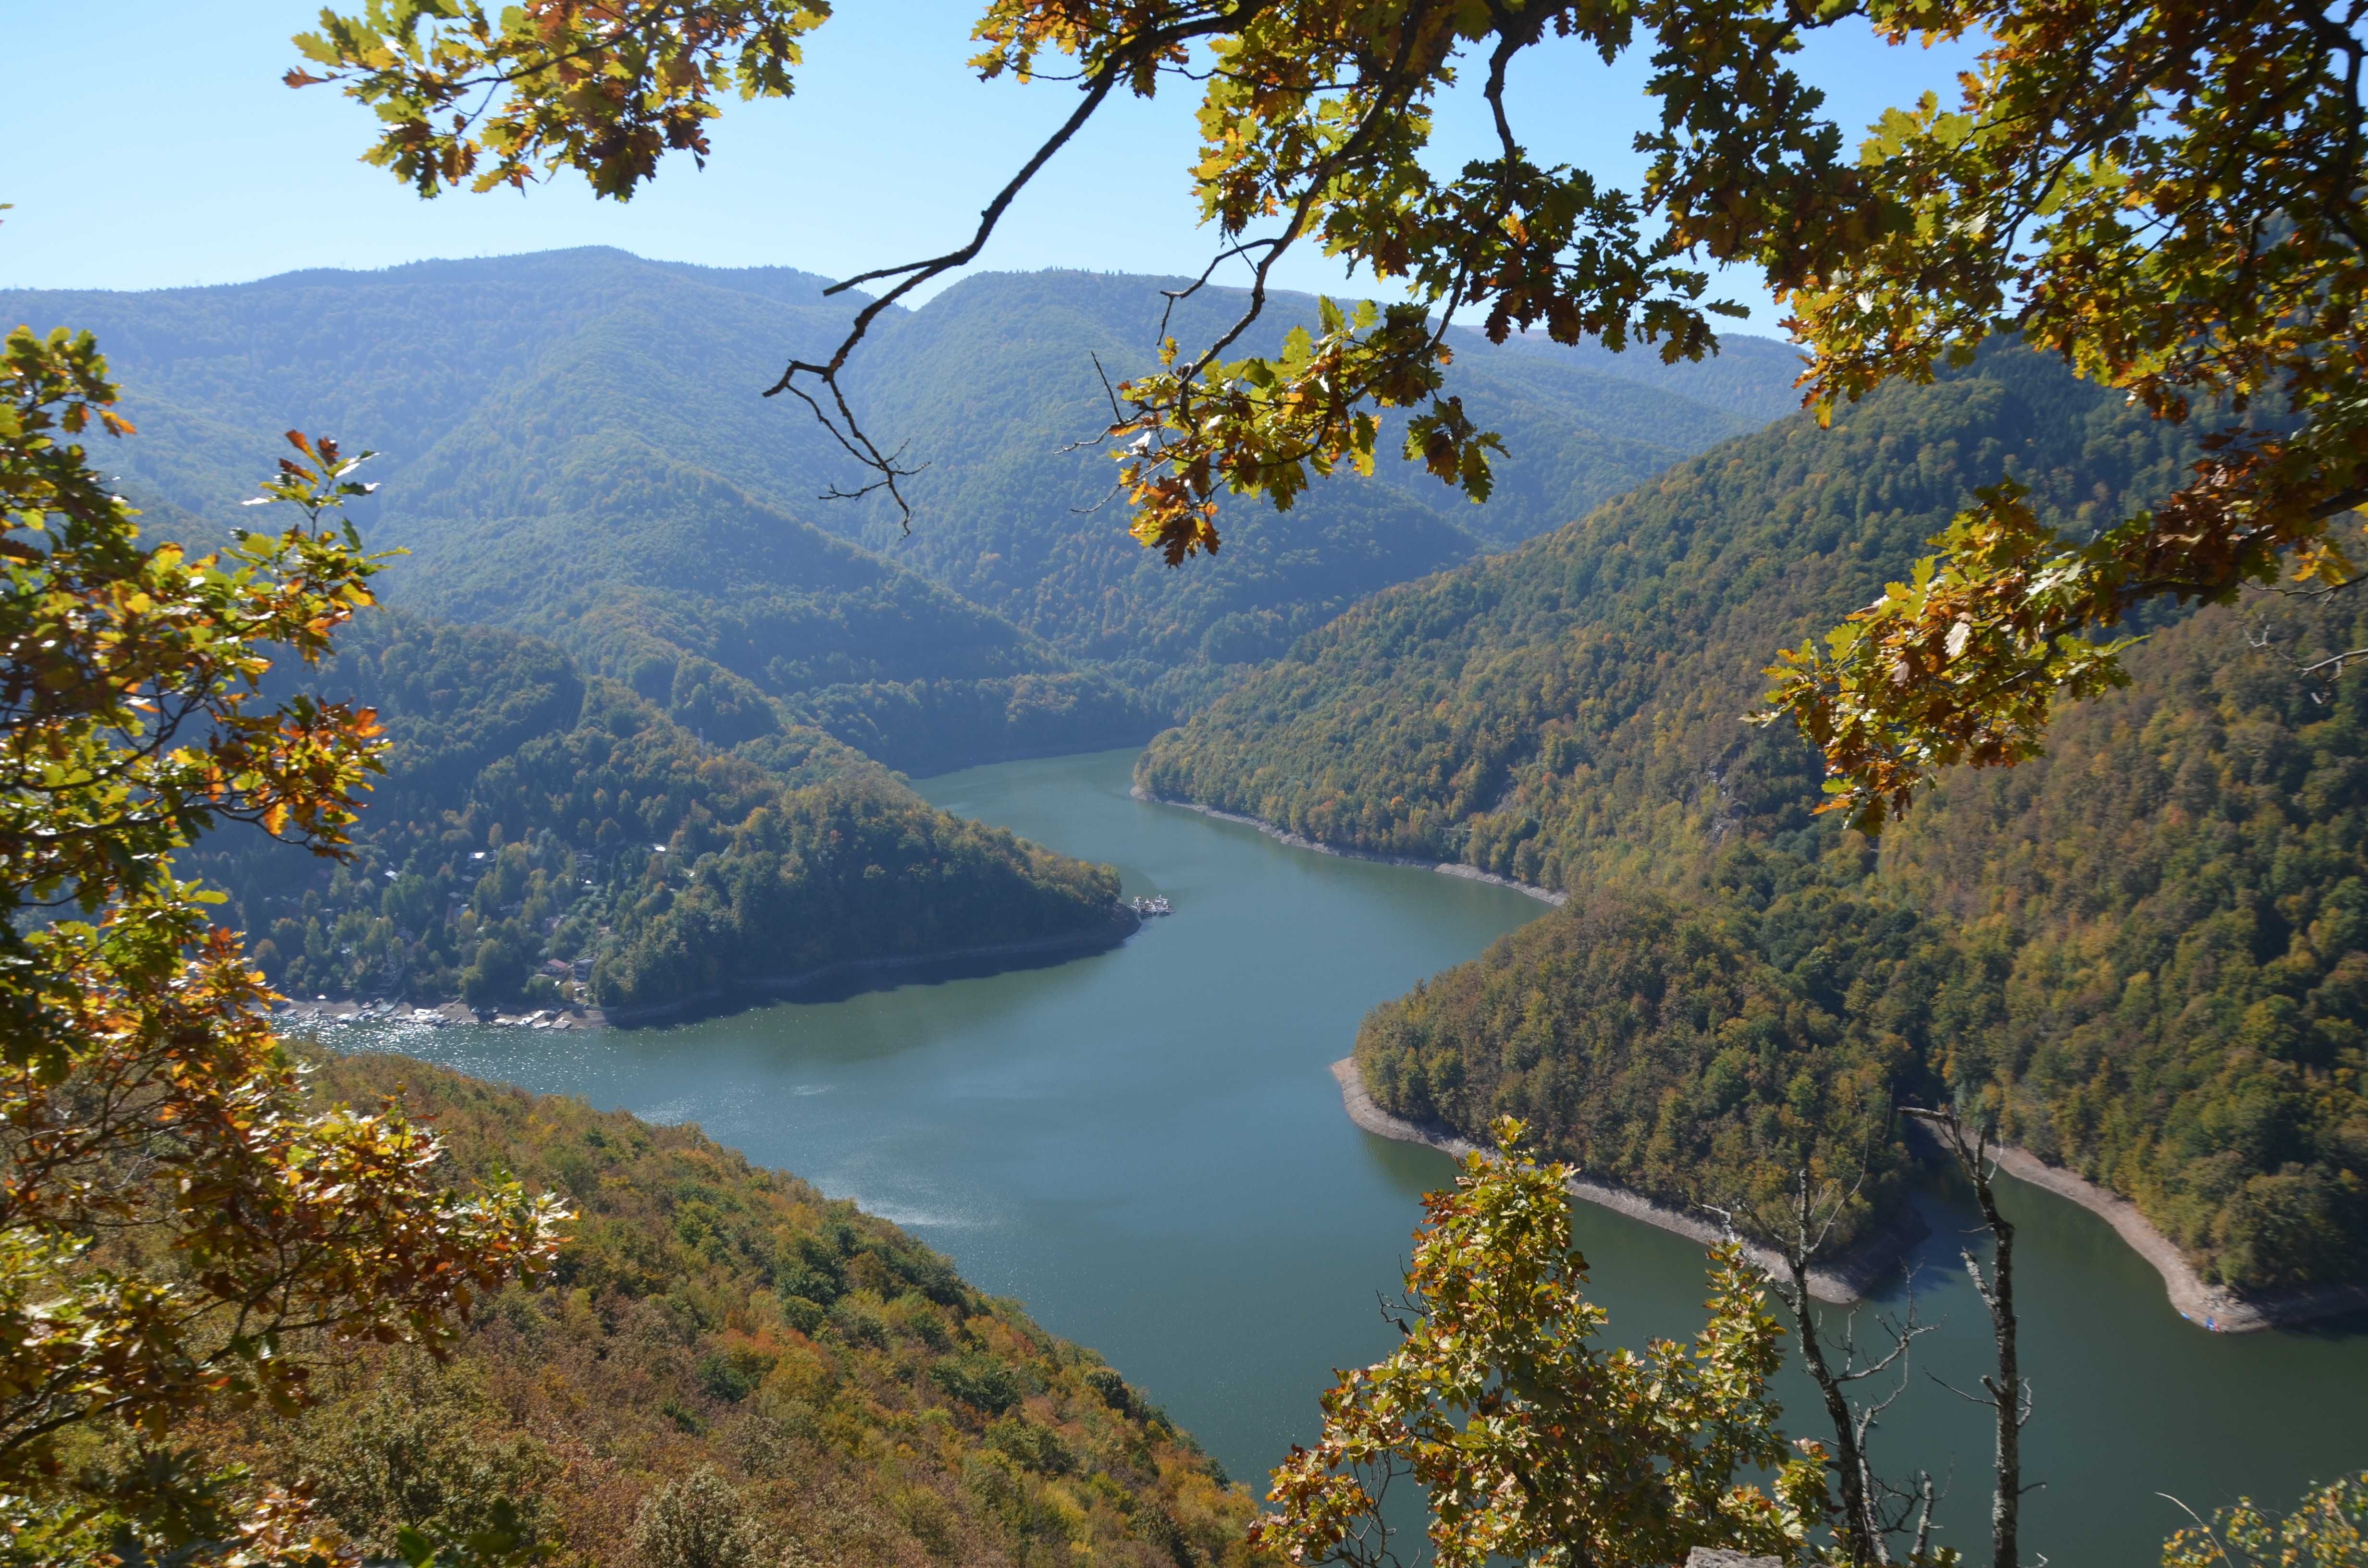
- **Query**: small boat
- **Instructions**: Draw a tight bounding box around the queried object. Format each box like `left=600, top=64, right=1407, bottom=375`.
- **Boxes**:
left=1129, top=895, right=1174, bottom=917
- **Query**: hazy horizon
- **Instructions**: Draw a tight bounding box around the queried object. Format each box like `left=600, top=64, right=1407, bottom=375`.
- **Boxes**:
left=0, top=245, right=1800, bottom=352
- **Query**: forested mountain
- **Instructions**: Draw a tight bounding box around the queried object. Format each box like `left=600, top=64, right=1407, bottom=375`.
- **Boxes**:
left=1137, top=347, right=2195, bottom=883
left=0, top=250, right=863, bottom=523
left=187, top=615, right=1134, bottom=1018
left=1, top=249, right=1797, bottom=1038
left=827, top=270, right=1793, bottom=697
left=191, top=1052, right=1257, bottom=1568
left=391, top=424, right=1160, bottom=774
left=0, top=254, right=1159, bottom=773
left=1875, top=594, right=2368, bottom=1291
left=0, top=247, right=1797, bottom=726
left=1144, top=348, right=2367, bottom=1296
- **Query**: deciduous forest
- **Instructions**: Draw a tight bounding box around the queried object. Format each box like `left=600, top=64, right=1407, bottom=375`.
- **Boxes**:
left=184, top=1053, right=1259, bottom=1568
left=187, top=615, right=1131, bottom=1017
left=10, top=0, right=2367, bottom=1561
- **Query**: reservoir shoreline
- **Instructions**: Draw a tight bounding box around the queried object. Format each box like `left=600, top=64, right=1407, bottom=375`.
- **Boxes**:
left=1138, top=782, right=2368, bottom=1335
left=1331, top=1057, right=1915, bottom=1304
left=1336, top=1056, right=2368, bottom=1334
left=1133, top=788, right=1568, bottom=907
left=278, top=914, right=1140, bottom=1029
left=1980, top=1143, right=2368, bottom=1333
left=374, top=748, right=2368, bottom=1568
left=603, top=914, right=1143, bottom=1024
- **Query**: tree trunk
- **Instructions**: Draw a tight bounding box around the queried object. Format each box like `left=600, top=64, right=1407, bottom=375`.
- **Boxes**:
left=1779, top=1252, right=1887, bottom=1566
left=1971, top=1150, right=2021, bottom=1568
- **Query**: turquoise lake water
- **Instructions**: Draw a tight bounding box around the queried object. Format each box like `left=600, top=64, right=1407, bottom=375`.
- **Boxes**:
left=355, top=747, right=2368, bottom=1566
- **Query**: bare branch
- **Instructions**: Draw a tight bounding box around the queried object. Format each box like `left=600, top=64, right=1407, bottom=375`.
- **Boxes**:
left=760, top=3, right=1278, bottom=526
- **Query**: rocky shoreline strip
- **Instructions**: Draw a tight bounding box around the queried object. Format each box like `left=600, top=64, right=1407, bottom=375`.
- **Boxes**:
left=279, top=998, right=605, bottom=1030
left=1337, top=1053, right=2367, bottom=1333
left=1133, top=788, right=1567, bottom=907
left=1330, top=1057, right=1920, bottom=1304
left=1978, top=1143, right=2368, bottom=1333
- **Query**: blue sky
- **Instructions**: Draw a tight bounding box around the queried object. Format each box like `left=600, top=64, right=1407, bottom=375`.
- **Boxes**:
left=3, top=2, right=1979, bottom=332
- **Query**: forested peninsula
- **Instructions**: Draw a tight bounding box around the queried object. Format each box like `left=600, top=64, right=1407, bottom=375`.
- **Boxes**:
left=188, top=1052, right=1258, bottom=1568
left=190, top=615, right=1135, bottom=1020
left=1143, top=348, right=2368, bottom=1303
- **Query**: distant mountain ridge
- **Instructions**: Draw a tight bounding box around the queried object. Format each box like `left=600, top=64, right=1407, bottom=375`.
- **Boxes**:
left=0, top=247, right=1801, bottom=737
left=1460, top=322, right=1809, bottom=425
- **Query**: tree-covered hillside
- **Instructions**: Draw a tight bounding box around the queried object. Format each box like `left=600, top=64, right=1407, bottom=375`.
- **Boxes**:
left=395, top=428, right=1161, bottom=774
left=188, top=615, right=1133, bottom=1019
left=0, top=254, right=1161, bottom=774
left=1357, top=881, right=1934, bottom=1255
left=1875, top=595, right=2368, bottom=1291
left=831, top=270, right=1795, bottom=702
left=1139, top=347, right=2194, bottom=887
left=1145, top=348, right=2364, bottom=1294
left=0, top=248, right=1799, bottom=721
left=189, top=1051, right=1258, bottom=1568
left=0, top=250, right=863, bottom=523
left=1351, top=597, right=2368, bottom=1293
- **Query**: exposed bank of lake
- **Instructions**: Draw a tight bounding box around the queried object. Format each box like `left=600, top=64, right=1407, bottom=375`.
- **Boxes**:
left=1149, top=790, right=2368, bottom=1335
left=597, top=913, right=1143, bottom=1024
left=1332, top=1053, right=2368, bottom=1331
left=281, top=915, right=1141, bottom=1029
left=1132, top=786, right=1569, bottom=906
left=1978, top=1143, right=2368, bottom=1333
left=1329, top=1056, right=1923, bottom=1304
left=348, top=747, right=2365, bottom=1568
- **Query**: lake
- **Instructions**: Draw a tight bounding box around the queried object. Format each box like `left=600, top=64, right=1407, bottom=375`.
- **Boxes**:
left=360, top=747, right=2368, bottom=1567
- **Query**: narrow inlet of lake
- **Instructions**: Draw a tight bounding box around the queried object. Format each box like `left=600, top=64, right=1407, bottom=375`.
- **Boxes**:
left=365, top=747, right=2368, bottom=1568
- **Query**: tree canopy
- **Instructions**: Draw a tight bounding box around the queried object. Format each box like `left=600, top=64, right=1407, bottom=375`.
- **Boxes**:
left=1255, top=1121, right=1825, bottom=1568
left=0, top=326, right=564, bottom=1560
left=294, top=0, right=2368, bottom=823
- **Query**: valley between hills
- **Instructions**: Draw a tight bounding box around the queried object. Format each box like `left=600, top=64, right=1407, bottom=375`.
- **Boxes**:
left=6, top=248, right=2364, bottom=1568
